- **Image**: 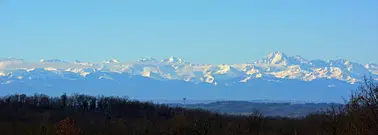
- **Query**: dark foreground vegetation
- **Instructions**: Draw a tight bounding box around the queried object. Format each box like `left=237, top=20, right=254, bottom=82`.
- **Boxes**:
left=0, top=79, right=377, bottom=135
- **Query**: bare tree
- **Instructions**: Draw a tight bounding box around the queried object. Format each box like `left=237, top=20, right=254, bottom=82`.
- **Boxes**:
left=345, top=77, right=378, bottom=135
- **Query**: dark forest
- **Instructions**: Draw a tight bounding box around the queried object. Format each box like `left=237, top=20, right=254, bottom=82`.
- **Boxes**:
left=0, top=79, right=377, bottom=135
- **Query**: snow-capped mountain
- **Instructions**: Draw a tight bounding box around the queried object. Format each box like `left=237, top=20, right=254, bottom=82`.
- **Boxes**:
left=0, top=52, right=376, bottom=103
left=103, top=58, right=120, bottom=64
left=40, top=59, right=67, bottom=63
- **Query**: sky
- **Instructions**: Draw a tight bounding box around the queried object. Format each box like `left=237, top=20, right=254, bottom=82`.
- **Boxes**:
left=1, top=0, right=377, bottom=64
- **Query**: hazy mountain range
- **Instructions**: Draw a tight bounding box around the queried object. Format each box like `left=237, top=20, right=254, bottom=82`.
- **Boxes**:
left=168, top=101, right=342, bottom=117
left=1, top=52, right=377, bottom=103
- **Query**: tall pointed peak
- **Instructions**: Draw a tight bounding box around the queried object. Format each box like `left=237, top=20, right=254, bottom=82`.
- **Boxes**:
left=169, top=56, right=183, bottom=63
left=104, top=58, right=120, bottom=64
left=110, top=58, right=119, bottom=63
left=262, top=52, right=288, bottom=65
left=266, top=52, right=287, bottom=59
left=292, top=55, right=304, bottom=59
left=162, top=56, right=184, bottom=63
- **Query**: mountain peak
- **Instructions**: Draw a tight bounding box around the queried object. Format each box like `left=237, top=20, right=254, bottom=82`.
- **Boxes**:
left=257, top=52, right=289, bottom=65
left=40, top=59, right=67, bottom=63
left=267, top=52, right=287, bottom=58
left=162, top=56, right=184, bottom=63
left=104, top=58, right=120, bottom=64
left=0, top=57, right=24, bottom=62
left=73, top=60, right=81, bottom=63
left=254, top=52, right=315, bottom=67
left=137, top=57, right=157, bottom=62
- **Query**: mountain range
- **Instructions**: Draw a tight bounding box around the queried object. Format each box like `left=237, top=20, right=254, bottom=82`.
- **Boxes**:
left=1, top=52, right=377, bottom=103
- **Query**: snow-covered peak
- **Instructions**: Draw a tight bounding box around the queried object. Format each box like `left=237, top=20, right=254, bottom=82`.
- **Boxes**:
left=1, top=57, right=24, bottom=61
left=254, top=52, right=315, bottom=68
left=137, top=57, right=158, bottom=63
left=73, top=60, right=81, bottom=63
left=365, top=63, right=378, bottom=69
left=267, top=52, right=287, bottom=59
left=310, top=59, right=329, bottom=67
left=73, top=60, right=93, bottom=66
left=0, top=52, right=376, bottom=85
left=44, top=67, right=58, bottom=71
left=0, top=57, right=24, bottom=62
left=329, top=59, right=348, bottom=66
left=291, top=55, right=312, bottom=65
left=256, top=52, right=289, bottom=65
left=40, top=59, right=67, bottom=63
left=0, top=57, right=25, bottom=70
left=104, top=58, right=120, bottom=64
left=215, top=64, right=232, bottom=74
left=328, top=59, right=364, bottom=70
left=364, top=63, right=378, bottom=75
left=162, top=56, right=184, bottom=63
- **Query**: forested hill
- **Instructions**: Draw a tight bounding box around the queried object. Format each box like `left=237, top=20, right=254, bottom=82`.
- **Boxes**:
left=0, top=86, right=376, bottom=135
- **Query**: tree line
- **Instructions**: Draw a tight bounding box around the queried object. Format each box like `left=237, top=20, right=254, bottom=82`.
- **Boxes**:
left=0, top=78, right=376, bottom=135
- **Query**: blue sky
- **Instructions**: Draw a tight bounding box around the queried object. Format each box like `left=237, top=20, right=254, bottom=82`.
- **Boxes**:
left=1, top=0, right=377, bottom=64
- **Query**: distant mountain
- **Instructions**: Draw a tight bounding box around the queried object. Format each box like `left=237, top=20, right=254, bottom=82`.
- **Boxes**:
left=40, top=59, right=67, bottom=63
left=168, top=101, right=343, bottom=117
left=0, top=52, right=376, bottom=103
left=103, top=58, right=120, bottom=64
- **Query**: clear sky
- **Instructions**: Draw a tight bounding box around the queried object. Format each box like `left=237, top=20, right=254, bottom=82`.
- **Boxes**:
left=1, top=0, right=377, bottom=64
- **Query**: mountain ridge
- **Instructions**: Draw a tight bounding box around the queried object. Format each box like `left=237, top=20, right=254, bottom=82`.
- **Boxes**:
left=0, top=52, right=376, bottom=102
